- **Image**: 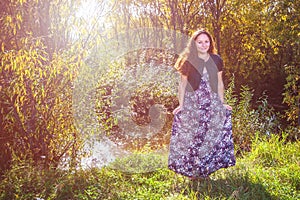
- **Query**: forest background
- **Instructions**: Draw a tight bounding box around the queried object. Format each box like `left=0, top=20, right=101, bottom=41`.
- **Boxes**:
left=0, top=0, right=299, bottom=199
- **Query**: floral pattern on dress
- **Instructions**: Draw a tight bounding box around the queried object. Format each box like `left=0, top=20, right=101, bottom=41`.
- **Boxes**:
left=168, top=73, right=236, bottom=178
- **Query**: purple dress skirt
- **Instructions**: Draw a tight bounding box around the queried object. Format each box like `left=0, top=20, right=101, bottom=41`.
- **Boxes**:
left=168, top=73, right=236, bottom=178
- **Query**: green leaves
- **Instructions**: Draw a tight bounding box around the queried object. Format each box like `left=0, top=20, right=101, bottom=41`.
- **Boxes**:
left=283, top=65, right=300, bottom=133
left=0, top=41, right=82, bottom=170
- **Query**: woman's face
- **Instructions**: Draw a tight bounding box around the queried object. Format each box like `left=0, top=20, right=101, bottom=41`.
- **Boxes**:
left=195, top=33, right=210, bottom=54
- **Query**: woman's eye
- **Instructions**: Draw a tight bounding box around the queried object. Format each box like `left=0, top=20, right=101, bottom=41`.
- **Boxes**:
left=197, top=40, right=209, bottom=44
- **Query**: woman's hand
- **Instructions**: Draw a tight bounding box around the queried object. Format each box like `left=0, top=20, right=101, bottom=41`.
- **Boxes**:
left=223, top=104, right=232, bottom=111
left=173, top=106, right=183, bottom=115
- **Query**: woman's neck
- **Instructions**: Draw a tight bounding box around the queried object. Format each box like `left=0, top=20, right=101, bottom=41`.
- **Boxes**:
left=198, top=52, right=209, bottom=61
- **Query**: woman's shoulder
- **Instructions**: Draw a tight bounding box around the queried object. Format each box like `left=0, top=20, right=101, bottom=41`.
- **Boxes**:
left=210, top=53, right=223, bottom=61
left=210, top=53, right=223, bottom=71
left=180, top=59, right=195, bottom=69
left=175, top=58, right=193, bottom=75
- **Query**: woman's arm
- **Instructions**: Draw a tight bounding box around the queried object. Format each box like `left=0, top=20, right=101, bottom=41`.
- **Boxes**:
left=217, top=71, right=232, bottom=110
left=217, top=71, right=225, bottom=103
left=178, top=75, right=188, bottom=107
left=173, top=75, right=188, bottom=114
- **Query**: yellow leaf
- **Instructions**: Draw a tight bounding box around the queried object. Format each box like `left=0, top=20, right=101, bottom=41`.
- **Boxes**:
left=6, top=15, right=12, bottom=23
left=281, top=15, right=287, bottom=22
left=13, top=26, right=16, bottom=35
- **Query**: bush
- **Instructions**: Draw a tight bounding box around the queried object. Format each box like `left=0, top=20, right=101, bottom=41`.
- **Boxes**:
left=225, top=76, right=281, bottom=154
left=282, top=65, right=300, bottom=140
left=0, top=45, right=82, bottom=172
left=94, top=49, right=178, bottom=151
left=283, top=65, right=300, bottom=126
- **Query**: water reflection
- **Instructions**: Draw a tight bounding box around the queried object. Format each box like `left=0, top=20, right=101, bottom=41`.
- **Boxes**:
left=81, top=135, right=169, bottom=173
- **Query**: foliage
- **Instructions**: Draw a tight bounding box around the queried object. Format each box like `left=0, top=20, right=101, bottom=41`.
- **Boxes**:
left=94, top=49, right=178, bottom=151
left=0, top=43, right=82, bottom=171
left=221, top=0, right=297, bottom=106
left=107, top=0, right=204, bottom=52
left=0, top=0, right=108, bottom=173
left=282, top=65, right=300, bottom=139
left=0, top=156, right=61, bottom=200
left=225, top=76, right=281, bottom=154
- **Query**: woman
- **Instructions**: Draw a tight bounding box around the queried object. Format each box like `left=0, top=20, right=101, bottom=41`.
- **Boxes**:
left=168, top=29, right=236, bottom=179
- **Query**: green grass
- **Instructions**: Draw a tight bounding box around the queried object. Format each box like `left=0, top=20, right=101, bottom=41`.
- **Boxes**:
left=0, top=133, right=299, bottom=200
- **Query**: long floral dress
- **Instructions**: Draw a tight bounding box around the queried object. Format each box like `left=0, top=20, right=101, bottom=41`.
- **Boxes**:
left=168, top=73, right=236, bottom=178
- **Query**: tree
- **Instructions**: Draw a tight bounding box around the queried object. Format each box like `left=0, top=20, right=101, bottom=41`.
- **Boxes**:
left=205, top=0, right=226, bottom=55
left=0, top=0, right=108, bottom=172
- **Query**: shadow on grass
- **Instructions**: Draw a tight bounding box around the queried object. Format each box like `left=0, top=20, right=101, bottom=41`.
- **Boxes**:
left=181, top=175, right=274, bottom=200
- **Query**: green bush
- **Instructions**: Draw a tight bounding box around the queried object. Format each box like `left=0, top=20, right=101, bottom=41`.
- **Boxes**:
left=0, top=46, right=82, bottom=172
left=94, top=49, right=178, bottom=151
left=283, top=65, right=300, bottom=128
left=225, top=76, right=281, bottom=154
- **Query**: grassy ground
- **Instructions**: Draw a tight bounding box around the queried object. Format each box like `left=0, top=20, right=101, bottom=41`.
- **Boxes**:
left=0, top=134, right=299, bottom=200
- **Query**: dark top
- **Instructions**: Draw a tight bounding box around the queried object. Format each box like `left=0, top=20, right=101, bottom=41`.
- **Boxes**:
left=179, top=54, right=223, bottom=93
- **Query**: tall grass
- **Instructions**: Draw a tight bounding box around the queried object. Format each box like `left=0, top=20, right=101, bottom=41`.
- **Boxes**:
left=1, top=132, right=299, bottom=200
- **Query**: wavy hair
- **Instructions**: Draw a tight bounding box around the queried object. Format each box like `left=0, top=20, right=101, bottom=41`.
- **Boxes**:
left=175, top=29, right=216, bottom=74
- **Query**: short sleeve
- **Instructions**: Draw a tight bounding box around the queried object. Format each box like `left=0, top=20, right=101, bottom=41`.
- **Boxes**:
left=211, top=54, right=223, bottom=72
left=177, top=60, right=191, bottom=76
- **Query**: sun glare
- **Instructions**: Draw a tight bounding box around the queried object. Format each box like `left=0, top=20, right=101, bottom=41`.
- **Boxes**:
left=76, top=0, right=99, bottom=20
left=71, top=0, right=115, bottom=41
left=76, top=0, right=115, bottom=21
